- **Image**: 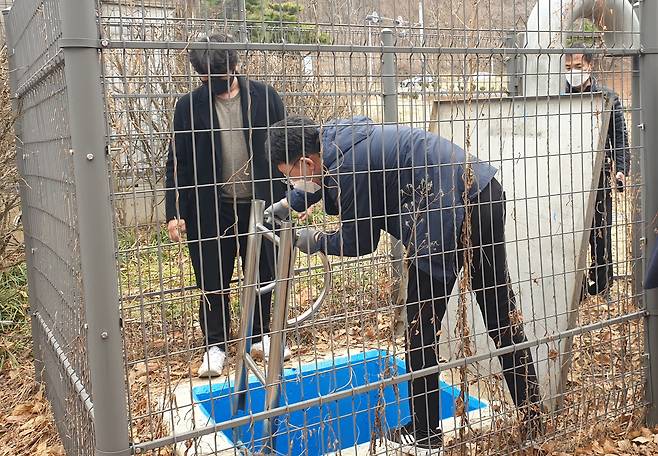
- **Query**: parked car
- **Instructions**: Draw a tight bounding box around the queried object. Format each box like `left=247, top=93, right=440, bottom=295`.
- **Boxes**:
left=398, top=76, right=436, bottom=93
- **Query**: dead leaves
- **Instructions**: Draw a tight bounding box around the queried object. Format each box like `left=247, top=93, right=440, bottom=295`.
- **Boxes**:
left=563, top=428, right=658, bottom=456
left=0, top=371, right=64, bottom=456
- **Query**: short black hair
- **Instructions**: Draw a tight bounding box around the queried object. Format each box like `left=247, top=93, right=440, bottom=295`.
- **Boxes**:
left=189, top=33, right=239, bottom=76
left=567, top=41, right=594, bottom=64
left=267, top=116, right=321, bottom=166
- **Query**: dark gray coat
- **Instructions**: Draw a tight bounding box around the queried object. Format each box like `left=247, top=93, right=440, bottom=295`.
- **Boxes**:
left=165, top=76, right=286, bottom=240
left=165, top=77, right=286, bottom=290
left=574, top=78, right=631, bottom=176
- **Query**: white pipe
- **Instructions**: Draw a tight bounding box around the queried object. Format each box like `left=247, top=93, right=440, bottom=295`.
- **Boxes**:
left=524, top=0, right=639, bottom=96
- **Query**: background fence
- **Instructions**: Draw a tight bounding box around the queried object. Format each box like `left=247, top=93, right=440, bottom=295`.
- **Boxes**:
left=4, top=0, right=658, bottom=455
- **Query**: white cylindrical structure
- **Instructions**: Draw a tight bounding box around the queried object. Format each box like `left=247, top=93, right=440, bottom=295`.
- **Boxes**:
left=524, top=0, right=639, bottom=96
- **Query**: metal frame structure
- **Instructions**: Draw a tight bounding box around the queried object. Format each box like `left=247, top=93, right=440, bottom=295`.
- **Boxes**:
left=231, top=199, right=332, bottom=454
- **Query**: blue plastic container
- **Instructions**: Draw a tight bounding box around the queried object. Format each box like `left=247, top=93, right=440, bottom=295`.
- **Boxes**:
left=193, top=350, right=487, bottom=455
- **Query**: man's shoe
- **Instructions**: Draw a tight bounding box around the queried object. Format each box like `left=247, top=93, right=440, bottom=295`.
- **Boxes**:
left=198, top=346, right=226, bottom=377
left=587, top=278, right=611, bottom=297
left=386, top=422, right=443, bottom=455
left=250, top=335, right=292, bottom=361
left=587, top=265, right=613, bottom=297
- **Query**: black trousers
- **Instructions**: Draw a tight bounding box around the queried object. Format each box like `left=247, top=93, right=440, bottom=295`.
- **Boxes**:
left=405, top=178, right=541, bottom=433
left=588, top=171, right=614, bottom=292
left=188, top=202, right=274, bottom=351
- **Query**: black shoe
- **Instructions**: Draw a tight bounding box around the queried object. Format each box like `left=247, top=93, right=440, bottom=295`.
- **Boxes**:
left=587, top=279, right=611, bottom=297
left=386, top=422, right=443, bottom=455
left=587, top=265, right=612, bottom=296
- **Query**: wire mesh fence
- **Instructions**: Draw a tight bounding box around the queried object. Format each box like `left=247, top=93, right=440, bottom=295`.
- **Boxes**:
left=4, top=0, right=656, bottom=455
left=3, top=1, right=96, bottom=455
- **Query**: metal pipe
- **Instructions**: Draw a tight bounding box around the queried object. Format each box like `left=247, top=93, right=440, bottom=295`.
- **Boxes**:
left=640, top=0, right=658, bottom=426
left=256, top=223, right=279, bottom=245
left=98, top=39, right=640, bottom=55
left=59, top=1, right=131, bottom=454
left=132, top=310, right=645, bottom=452
left=262, top=221, right=296, bottom=453
left=231, top=199, right=265, bottom=414
left=244, top=354, right=267, bottom=385
left=34, top=312, right=95, bottom=419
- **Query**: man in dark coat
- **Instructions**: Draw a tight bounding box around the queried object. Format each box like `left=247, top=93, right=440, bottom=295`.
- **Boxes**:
left=565, top=43, right=631, bottom=296
left=165, top=33, right=289, bottom=377
left=265, top=115, right=542, bottom=453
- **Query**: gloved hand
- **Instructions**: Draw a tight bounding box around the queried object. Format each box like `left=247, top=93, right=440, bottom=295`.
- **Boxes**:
left=296, top=228, right=322, bottom=254
left=264, top=198, right=290, bottom=222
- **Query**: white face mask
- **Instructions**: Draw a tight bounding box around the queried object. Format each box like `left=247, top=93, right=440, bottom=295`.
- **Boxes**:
left=290, top=158, right=322, bottom=194
left=566, top=69, right=590, bottom=89
left=291, top=178, right=322, bottom=194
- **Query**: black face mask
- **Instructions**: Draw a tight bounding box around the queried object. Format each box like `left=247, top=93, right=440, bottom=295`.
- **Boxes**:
left=206, top=75, right=234, bottom=96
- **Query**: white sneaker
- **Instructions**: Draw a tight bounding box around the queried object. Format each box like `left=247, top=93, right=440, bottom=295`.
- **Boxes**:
left=250, top=335, right=292, bottom=361
left=198, top=346, right=226, bottom=377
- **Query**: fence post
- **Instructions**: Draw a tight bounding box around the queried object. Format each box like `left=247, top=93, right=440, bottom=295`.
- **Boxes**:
left=640, top=0, right=658, bottom=427
left=381, top=28, right=405, bottom=312
left=631, top=55, right=642, bottom=296
left=59, top=1, right=131, bottom=454
left=381, top=28, right=398, bottom=124
left=504, top=32, right=520, bottom=97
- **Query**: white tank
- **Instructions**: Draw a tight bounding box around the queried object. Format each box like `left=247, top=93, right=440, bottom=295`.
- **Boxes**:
left=524, top=0, right=639, bottom=96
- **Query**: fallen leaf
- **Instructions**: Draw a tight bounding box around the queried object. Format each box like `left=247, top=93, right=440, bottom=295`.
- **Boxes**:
left=632, top=436, right=651, bottom=444
left=10, top=403, right=33, bottom=418
left=617, top=439, right=633, bottom=451
left=592, top=441, right=604, bottom=454
left=602, top=439, right=616, bottom=454
left=629, top=430, right=642, bottom=439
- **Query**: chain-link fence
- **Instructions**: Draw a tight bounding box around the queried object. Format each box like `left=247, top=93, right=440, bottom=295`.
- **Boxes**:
left=5, top=0, right=658, bottom=455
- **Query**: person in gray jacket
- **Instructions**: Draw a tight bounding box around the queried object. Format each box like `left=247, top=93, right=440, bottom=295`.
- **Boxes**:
left=266, top=115, right=542, bottom=454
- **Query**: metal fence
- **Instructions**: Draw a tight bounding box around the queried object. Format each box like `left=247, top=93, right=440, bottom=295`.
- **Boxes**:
left=4, top=0, right=658, bottom=454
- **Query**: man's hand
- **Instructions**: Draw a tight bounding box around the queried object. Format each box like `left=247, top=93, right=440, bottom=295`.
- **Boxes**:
left=264, top=198, right=290, bottom=222
left=167, top=218, right=186, bottom=242
left=296, top=228, right=322, bottom=254
left=298, top=204, right=316, bottom=222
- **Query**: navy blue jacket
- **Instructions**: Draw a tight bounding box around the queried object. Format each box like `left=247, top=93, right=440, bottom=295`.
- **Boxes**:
left=290, top=116, right=497, bottom=281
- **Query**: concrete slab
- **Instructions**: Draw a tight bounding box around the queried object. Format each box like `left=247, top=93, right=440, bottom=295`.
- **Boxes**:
left=429, top=94, right=610, bottom=410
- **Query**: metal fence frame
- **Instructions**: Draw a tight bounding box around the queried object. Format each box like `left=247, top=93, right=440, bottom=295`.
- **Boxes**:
left=4, top=0, right=658, bottom=455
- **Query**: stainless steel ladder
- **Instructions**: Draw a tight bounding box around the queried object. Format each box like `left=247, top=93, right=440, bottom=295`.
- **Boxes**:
left=231, top=199, right=332, bottom=454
